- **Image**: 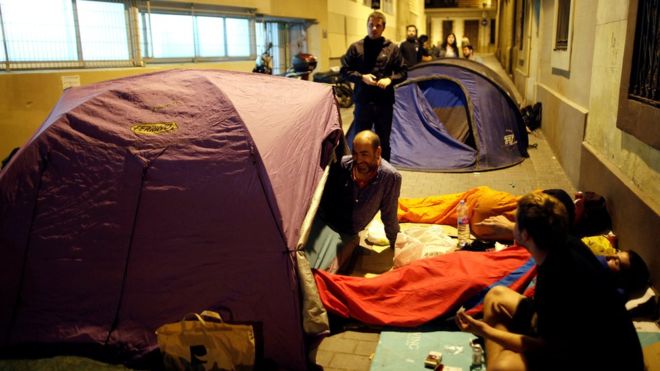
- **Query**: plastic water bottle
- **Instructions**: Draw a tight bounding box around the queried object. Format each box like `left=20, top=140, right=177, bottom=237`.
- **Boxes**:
left=470, top=343, right=484, bottom=370
left=457, top=199, right=470, bottom=248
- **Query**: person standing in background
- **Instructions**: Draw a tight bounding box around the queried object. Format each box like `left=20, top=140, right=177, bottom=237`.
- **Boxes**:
left=461, top=44, right=483, bottom=63
left=400, top=25, right=419, bottom=68
left=435, top=33, right=459, bottom=58
left=341, top=11, right=406, bottom=161
left=417, top=35, right=433, bottom=63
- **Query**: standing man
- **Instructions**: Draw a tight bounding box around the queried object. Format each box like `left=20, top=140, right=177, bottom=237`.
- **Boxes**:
left=341, top=11, right=407, bottom=161
left=400, top=25, right=419, bottom=68
left=305, top=131, right=402, bottom=274
left=455, top=192, right=643, bottom=371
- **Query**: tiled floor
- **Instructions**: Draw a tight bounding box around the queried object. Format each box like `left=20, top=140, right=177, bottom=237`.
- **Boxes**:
left=311, top=54, right=576, bottom=370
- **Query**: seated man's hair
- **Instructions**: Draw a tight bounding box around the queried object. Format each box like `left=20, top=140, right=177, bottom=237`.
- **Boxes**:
left=355, top=130, right=381, bottom=150
left=517, top=192, right=569, bottom=250
left=542, top=189, right=575, bottom=229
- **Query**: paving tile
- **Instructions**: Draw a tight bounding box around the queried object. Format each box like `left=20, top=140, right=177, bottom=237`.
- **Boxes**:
left=329, top=353, right=373, bottom=370
left=342, top=330, right=380, bottom=341
left=313, top=349, right=334, bottom=367
left=354, top=340, right=379, bottom=356
left=318, top=334, right=358, bottom=353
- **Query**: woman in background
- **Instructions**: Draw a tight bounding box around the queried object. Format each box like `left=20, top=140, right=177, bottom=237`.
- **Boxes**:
left=436, top=33, right=459, bottom=58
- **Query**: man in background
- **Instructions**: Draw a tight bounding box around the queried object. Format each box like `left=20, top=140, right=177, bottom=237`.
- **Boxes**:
left=400, top=25, right=419, bottom=68
left=462, top=44, right=482, bottom=63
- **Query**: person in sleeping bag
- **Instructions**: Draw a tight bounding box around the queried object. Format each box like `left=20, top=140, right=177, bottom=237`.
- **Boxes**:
left=455, top=192, right=643, bottom=371
left=476, top=189, right=650, bottom=297
left=473, top=189, right=613, bottom=241
left=305, top=130, right=401, bottom=274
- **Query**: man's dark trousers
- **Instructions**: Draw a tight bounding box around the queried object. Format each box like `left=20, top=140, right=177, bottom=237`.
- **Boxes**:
left=353, top=102, right=394, bottom=161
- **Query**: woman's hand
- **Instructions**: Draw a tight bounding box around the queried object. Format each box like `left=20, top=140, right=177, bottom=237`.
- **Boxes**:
left=455, top=308, right=487, bottom=338
left=475, top=215, right=516, bottom=235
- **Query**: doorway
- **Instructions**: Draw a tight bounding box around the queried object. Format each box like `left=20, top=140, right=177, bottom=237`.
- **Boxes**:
left=464, top=20, right=479, bottom=50
left=442, top=20, right=454, bottom=44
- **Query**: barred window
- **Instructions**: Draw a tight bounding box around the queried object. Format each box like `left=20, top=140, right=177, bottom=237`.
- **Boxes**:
left=225, top=18, right=250, bottom=57
left=628, top=0, right=658, bottom=107
left=197, top=16, right=226, bottom=57
left=617, top=0, right=660, bottom=149
left=0, top=0, right=257, bottom=70
left=78, top=0, right=130, bottom=61
left=0, top=0, right=131, bottom=69
left=1, top=0, right=78, bottom=62
left=139, top=11, right=251, bottom=60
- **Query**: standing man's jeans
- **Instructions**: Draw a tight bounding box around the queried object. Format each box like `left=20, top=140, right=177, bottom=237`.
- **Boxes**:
left=353, top=102, right=394, bottom=161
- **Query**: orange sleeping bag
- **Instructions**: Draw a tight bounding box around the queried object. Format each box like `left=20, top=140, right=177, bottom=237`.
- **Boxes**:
left=398, top=186, right=520, bottom=239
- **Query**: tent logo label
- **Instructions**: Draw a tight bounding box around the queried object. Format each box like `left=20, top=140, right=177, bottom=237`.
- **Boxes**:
left=504, top=133, right=517, bottom=146
left=131, top=122, right=178, bottom=135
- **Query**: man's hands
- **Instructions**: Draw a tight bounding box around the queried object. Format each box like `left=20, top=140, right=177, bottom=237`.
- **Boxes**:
left=376, top=77, right=391, bottom=89
left=361, top=74, right=391, bottom=89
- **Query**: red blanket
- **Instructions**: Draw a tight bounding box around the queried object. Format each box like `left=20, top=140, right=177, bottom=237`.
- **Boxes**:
left=313, top=246, right=536, bottom=327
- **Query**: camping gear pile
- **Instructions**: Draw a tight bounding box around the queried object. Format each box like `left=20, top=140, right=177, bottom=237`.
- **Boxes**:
left=0, top=69, right=341, bottom=370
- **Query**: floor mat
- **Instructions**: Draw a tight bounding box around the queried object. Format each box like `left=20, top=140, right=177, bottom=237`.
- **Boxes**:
left=371, top=329, right=660, bottom=371
left=370, top=330, right=477, bottom=370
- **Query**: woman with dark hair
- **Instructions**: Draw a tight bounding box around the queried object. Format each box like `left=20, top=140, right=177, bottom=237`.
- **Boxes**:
left=437, top=33, right=458, bottom=58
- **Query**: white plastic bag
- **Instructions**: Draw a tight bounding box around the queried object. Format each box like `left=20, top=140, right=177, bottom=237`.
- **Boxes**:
left=393, top=226, right=457, bottom=267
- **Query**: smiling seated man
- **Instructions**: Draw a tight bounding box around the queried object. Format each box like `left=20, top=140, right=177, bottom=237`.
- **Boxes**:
left=304, top=130, right=401, bottom=274
left=455, top=192, right=644, bottom=371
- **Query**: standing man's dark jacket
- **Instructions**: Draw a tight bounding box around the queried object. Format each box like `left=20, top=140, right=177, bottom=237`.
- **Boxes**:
left=340, top=36, right=407, bottom=105
left=399, top=39, right=418, bottom=68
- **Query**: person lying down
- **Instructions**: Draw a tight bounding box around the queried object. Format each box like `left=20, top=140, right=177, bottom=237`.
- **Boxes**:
left=397, top=187, right=650, bottom=298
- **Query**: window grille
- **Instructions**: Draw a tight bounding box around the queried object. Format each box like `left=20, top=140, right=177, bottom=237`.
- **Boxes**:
left=0, top=0, right=133, bottom=70
left=628, top=0, right=659, bottom=107
left=0, top=0, right=257, bottom=70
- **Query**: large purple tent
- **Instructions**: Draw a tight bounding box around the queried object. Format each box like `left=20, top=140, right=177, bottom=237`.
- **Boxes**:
left=0, top=69, right=342, bottom=369
left=390, top=60, right=528, bottom=172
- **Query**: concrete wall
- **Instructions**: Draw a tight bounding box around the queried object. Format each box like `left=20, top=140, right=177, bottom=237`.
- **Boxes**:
left=495, top=0, right=515, bottom=73
left=579, top=1, right=660, bottom=283
left=534, top=0, right=596, bottom=187
left=585, top=1, right=660, bottom=205
left=519, top=0, right=659, bottom=282
left=513, top=0, right=538, bottom=105
left=271, top=0, right=329, bottom=71
left=327, top=0, right=410, bottom=66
